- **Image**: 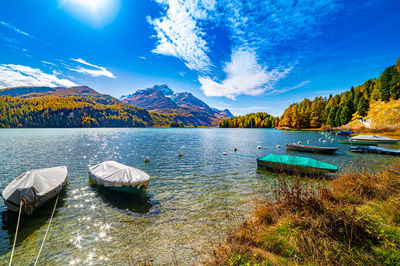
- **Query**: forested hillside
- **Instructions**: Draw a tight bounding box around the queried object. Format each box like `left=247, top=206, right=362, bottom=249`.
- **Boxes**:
left=278, top=57, right=400, bottom=129
left=0, top=95, right=161, bottom=128
left=219, top=112, right=279, bottom=128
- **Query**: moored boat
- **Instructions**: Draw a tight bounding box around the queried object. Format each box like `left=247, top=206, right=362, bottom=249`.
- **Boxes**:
left=336, top=130, right=353, bottom=135
left=349, top=146, right=400, bottom=155
left=89, top=161, right=150, bottom=193
left=285, top=143, right=338, bottom=154
left=1, top=166, right=67, bottom=214
left=338, top=140, right=378, bottom=146
left=257, top=154, right=338, bottom=175
left=350, top=135, right=400, bottom=144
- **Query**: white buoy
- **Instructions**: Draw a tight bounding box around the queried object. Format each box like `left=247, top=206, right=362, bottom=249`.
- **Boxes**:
left=323, top=140, right=327, bottom=143
left=319, top=138, right=322, bottom=142
left=145, top=157, right=150, bottom=163
left=276, top=145, right=281, bottom=149
left=307, top=140, right=310, bottom=144
left=298, top=141, right=302, bottom=144
left=257, top=146, right=262, bottom=149
left=222, top=152, right=228, bottom=155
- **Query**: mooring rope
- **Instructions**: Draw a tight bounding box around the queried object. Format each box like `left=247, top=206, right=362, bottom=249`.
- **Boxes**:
left=34, top=194, right=59, bottom=266
left=9, top=201, right=23, bottom=266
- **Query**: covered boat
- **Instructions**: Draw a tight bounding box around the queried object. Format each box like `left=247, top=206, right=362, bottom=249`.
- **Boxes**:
left=286, top=143, right=338, bottom=154
left=89, top=161, right=150, bottom=193
left=336, top=130, right=353, bottom=135
left=257, top=154, right=338, bottom=175
left=1, top=166, right=67, bottom=214
left=349, top=135, right=400, bottom=144
left=349, top=146, right=400, bottom=155
left=338, top=140, right=378, bottom=146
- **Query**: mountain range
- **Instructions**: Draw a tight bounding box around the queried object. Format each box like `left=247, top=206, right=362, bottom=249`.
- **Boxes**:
left=0, top=85, right=233, bottom=128
left=120, top=85, right=233, bottom=126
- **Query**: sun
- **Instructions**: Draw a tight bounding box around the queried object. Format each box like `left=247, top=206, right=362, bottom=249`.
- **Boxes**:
left=58, top=0, right=120, bottom=28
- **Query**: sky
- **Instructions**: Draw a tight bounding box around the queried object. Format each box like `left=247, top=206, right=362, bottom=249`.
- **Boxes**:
left=1, top=0, right=400, bottom=116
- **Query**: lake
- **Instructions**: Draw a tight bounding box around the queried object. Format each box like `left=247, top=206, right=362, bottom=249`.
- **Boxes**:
left=0, top=128, right=398, bottom=264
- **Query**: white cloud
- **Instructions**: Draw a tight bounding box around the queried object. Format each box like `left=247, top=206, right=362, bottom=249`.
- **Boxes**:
left=0, top=21, right=31, bottom=37
left=147, top=0, right=215, bottom=72
left=0, top=64, right=77, bottom=88
left=199, top=48, right=292, bottom=99
left=69, top=58, right=115, bottom=78
left=264, top=80, right=310, bottom=96
left=149, top=0, right=339, bottom=99
left=41, top=60, right=56, bottom=66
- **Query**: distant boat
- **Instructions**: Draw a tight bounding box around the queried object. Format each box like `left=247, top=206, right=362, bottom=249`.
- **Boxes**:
left=1, top=166, right=67, bottom=214
left=349, top=146, right=400, bottom=155
left=89, top=161, right=150, bottom=194
left=350, top=135, right=400, bottom=144
left=336, top=130, right=353, bottom=135
left=257, top=154, right=338, bottom=175
left=285, top=143, right=338, bottom=154
left=338, top=140, right=378, bottom=146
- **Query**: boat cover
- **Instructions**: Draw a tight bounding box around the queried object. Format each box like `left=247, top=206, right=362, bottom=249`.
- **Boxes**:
left=349, top=146, right=400, bottom=155
left=350, top=135, right=400, bottom=142
left=89, top=161, right=150, bottom=188
left=2, top=166, right=67, bottom=212
left=257, top=154, right=338, bottom=171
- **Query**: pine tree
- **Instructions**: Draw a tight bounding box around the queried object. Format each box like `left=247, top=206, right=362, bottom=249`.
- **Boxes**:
left=357, top=96, right=369, bottom=117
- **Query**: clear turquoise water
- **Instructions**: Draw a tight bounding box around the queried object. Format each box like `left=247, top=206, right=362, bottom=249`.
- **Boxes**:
left=0, top=128, right=398, bottom=264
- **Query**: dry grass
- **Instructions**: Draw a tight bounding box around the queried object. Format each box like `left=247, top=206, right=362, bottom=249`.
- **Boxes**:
left=207, top=164, right=400, bottom=265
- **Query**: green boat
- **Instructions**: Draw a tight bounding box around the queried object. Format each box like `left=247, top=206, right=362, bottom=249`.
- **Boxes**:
left=338, top=140, right=378, bottom=146
left=257, top=154, right=338, bottom=175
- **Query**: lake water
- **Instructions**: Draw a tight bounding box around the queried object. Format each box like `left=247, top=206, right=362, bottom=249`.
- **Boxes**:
left=0, top=128, right=398, bottom=264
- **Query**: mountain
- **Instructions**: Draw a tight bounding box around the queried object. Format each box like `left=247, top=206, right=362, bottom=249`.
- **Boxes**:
left=120, top=85, right=234, bottom=126
left=0, top=86, right=174, bottom=128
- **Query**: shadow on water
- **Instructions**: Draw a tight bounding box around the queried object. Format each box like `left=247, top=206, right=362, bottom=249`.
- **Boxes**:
left=90, top=185, right=160, bottom=216
left=0, top=189, right=67, bottom=255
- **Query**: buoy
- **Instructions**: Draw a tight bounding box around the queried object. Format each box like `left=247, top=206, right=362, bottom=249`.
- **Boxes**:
left=145, top=157, right=150, bottom=163
left=222, top=152, right=228, bottom=155
left=319, top=138, right=322, bottom=142
left=323, top=140, right=326, bottom=143
left=178, top=153, right=183, bottom=158
left=257, top=146, right=262, bottom=149
left=307, top=140, right=310, bottom=144
left=276, top=145, right=281, bottom=149
left=298, top=141, right=302, bottom=144
left=234, top=148, right=238, bottom=152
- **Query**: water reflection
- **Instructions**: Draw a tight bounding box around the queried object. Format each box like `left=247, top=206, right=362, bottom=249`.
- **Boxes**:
left=90, top=185, right=158, bottom=215
left=0, top=189, right=67, bottom=254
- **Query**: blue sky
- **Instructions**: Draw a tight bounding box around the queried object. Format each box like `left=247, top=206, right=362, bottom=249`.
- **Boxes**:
left=1, top=0, right=400, bottom=115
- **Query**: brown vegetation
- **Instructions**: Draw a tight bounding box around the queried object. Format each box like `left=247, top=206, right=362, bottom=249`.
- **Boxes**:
left=208, top=163, right=400, bottom=265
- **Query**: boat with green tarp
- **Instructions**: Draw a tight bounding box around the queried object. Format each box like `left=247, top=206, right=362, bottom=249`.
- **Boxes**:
left=257, top=154, right=338, bottom=175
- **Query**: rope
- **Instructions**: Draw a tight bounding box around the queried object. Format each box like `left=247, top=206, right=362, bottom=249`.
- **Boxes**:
left=34, top=194, right=59, bottom=266
left=9, top=201, right=23, bottom=266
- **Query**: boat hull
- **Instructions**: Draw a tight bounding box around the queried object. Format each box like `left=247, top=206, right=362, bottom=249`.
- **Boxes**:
left=286, top=144, right=338, bottom=154
left=104, top=185, right=147, bottom=194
